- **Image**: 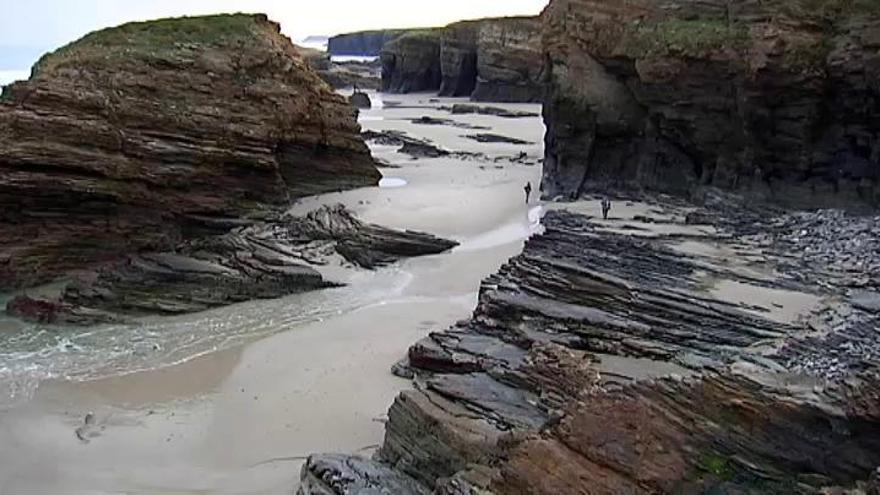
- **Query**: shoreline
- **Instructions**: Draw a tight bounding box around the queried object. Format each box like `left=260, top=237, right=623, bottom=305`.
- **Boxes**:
left=0, top=93, right=545, bottom=494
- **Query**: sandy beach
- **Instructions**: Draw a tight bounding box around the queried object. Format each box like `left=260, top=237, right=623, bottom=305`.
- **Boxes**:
left=0, top=93, right=544, bottom=494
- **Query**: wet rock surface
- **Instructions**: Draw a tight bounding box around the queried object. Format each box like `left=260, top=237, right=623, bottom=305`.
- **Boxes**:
left=463, top=133, right=532, bottom=145
left=9, top=205, right=457, bottom=323
left=303, top=198, right=880, bottom=493
left=540, top=0, right=880, bottom=209
left=446, top=104, right=538, bottom=118
left=0, top=14, right=380, bottom=291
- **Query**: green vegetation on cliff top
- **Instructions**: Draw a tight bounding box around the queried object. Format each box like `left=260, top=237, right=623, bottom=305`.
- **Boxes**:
left=620, top=19, right=747, bottom=58
left=32, top=13, right=268, bottom=76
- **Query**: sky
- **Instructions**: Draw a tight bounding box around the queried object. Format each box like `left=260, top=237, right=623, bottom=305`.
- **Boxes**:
left=0, top=0, right=549, bottom=70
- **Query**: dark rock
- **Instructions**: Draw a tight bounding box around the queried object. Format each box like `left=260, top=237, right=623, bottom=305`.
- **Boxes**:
left=410, top=116, right=488, bottom=130
left=447, top=104, right=538, bottom=118
left=349, top=91, right=372, bottom=109
left=685, top=211, right=716, bottom=226
left=380, top=31, right=442, bottom=93
left=361, top=130, right=451, bottom=158
left=298, top=454, right=428, bottom=495
left=305, top=206, right=880, bottom=493
left=463, top=133, right=532, bottom=145
left=0, top=14, right=381, bottom=291
left=6, top=295, right=123, bottom=326
left=540, top=0, right=880, bottom=209
left=399, top=142, right=450, bottom=159
left=10, top=206, right=457, bottom=322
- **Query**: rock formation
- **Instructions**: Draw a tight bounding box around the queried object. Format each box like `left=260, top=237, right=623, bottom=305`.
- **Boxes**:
left=378, top=17, right=543, bottom=102
left=299, top=45, right=382, bottom=90
left=440, top=17, right=544, bottom=102
left=9, top=205, right=457, bottom=323
left=328, top=30, right=411, bottom=57
left=540, top=0, right=880, bottom=209
left=380, top=30, right=443, bottom=93
left=301, top=203, right=880, bottom=494
left=0, top=14, right=381, bottom=290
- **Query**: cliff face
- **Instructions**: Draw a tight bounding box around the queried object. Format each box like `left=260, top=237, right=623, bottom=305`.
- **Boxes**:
left=541, top=0, right=880, bottom=209
left=0, top=14, right=380, bottom=290
left=328, top=30, right=409, bottom=57
left=386, top=17, right=544, bottom=102
left=380, top=30, right=443, bottom=93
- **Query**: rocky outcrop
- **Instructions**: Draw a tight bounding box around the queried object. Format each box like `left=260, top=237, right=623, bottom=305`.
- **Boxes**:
left=382, top=17, right=544, bottom=102
left=328, top=30, right=410, bottom=57
left=302, top=202, right=880, bottom=493
left=380, top=31, right=443, bottom=93
left=299, top=46, right=382, bottom=90
left=440, top=17, right=544, bottom=102
left=541, top=0, right=880, bottom=209
left=0, top=14, right=381, bottom=290
left=10, top=205, right=457, bottom=322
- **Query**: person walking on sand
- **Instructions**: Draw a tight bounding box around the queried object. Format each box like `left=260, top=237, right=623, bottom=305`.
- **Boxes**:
left=524, top=182, right=533, bottom=204
left=601, top=197, right=612, bottom=220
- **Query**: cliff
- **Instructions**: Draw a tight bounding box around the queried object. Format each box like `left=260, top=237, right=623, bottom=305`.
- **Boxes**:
left=0, top=14, right=380, bottom=290
left=541, top=0, right=880, bottom=209
left=380, top=30, right=443, bottom=93
left=383, top=16, right=544, bottom=102
left=328, top=29, right=411, bottom=56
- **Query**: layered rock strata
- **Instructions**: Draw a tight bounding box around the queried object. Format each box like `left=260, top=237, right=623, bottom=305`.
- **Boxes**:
left=301, top=204, right=880, bottom=493
left=380, top=31, right=443, bottom=93
left=0, top=14, right=381, bottom=290
left=8, top=205, right=457, bottom=322
left=440, top=17, right=544, bottom=102
left=541, top=0, right=880, bottom=209
left=379, top=17, right=543, bottom=102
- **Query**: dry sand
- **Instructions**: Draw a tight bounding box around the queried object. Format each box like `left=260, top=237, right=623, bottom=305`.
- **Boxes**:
left=0, top=92, right=544, bottom=494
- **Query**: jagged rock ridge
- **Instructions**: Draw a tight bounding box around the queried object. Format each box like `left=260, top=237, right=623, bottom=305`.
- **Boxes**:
left=0, top=14, right=381, bottom=290
left=300, top=205, right=880, bottom=494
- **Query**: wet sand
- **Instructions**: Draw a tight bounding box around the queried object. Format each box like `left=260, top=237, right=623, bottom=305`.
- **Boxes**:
left=0, top=93, right=544, bottom=494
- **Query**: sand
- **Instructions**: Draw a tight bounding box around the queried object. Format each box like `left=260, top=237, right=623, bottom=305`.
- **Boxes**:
left=0, top=92, right=544, bottom=494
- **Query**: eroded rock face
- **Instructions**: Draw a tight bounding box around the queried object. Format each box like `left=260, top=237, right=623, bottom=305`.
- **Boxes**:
left=541, top=0, right=880, bottom=209
left=303, top=204, right=880, bottom=493
left=328, top=30, right=409, bottom=57
left=10, top=205, right=458, bottom=322
left=380, top=31, right=443, bottom=93
left=0, top=14, right=381, bottom=290
left=385, top=17, right=544, bottom=102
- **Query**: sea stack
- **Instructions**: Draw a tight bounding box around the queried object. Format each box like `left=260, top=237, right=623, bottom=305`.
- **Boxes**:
left=0, top=14, right=381, bottom=290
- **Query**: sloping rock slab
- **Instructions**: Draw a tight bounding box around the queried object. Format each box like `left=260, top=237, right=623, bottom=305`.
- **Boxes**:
left=9, top=205, right=457, bottom=322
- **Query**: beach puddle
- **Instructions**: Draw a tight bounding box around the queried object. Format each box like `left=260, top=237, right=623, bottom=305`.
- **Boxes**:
left=379, top=177, right=407, bottom=188
left=707, top=279, right=823, bottom=324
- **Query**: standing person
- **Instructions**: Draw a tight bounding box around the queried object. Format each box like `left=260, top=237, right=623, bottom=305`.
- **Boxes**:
left=524, top=182, right=533, bottom=204
left=601, top=197, right=612, bottom=220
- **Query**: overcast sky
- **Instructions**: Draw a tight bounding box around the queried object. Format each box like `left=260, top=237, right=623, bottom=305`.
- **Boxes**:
left=0, top=0, right=548, bottom=69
